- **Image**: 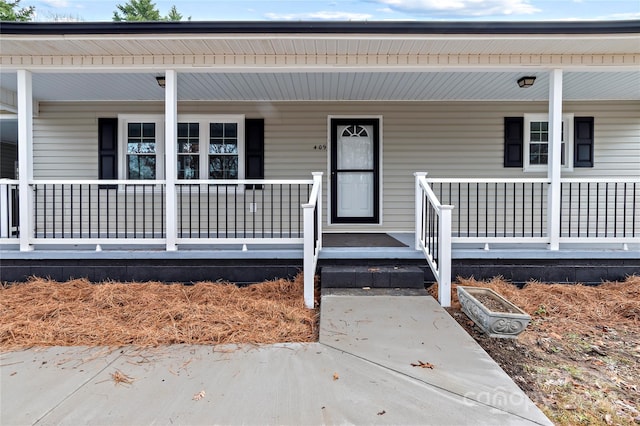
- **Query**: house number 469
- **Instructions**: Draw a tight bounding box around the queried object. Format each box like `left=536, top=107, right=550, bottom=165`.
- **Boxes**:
left=314, top=145, right=327, bottom=151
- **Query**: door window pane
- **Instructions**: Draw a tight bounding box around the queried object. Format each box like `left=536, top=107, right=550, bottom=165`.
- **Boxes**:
left=337, top=125, right=373, bottom=169
left=337, top=172, right=373, bottom=217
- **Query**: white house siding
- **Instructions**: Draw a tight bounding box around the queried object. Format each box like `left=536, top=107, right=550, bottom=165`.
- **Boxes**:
left=32, top=100, right=640, bottom=233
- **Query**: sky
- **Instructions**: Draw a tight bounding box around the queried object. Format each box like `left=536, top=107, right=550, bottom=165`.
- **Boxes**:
left=27, top=0, right=640, bottom=22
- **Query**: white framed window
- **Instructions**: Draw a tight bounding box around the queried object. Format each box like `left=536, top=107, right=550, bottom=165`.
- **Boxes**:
left=524, top=113, right=574, bottom=172
left=176, top=114, right=245, bottom=181
left=118, top=114, right=164, bottom=180
left=118, top=114, right=244, bottom=181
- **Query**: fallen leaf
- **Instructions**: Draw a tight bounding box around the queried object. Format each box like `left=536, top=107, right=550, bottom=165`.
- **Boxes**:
left=605, top=414, right=613, bottom=425
left=333, top=372, right=339, bottom=381
left=377, top=410, right=386, bottom=416
left=411, top=360, right=434, bottom=369
left=193, top=390, right=206, bottom=401
left=111, top=370, right=134, bottom=386
left=10, top=372, right=17, bottom=376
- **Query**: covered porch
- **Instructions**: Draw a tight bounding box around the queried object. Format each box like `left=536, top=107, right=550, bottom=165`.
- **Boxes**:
left=1, top=21, right=639, bottom=308
left=1, top=171, right=638, bottom=308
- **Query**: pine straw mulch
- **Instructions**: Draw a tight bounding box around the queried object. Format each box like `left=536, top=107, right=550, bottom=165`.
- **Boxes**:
left=430, top=275, right=640, bottom=333
left=430, top=275, right=640, bottom=425
left=0, top=274, right=318, bottom=351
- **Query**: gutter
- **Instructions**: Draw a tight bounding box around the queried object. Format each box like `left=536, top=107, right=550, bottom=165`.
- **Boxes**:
left=1, top=20, right=639, bottom=36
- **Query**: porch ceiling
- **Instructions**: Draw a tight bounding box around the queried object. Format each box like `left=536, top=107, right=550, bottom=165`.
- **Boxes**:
left=1, top=70, right=638, bottom=102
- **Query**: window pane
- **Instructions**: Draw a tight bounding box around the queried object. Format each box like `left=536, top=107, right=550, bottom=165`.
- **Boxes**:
left=224, top=123, right=237, bottom=137
left=178, top=141, right=199, bottom=153
left=128, top=123, right=141, bottom=138
left=178, top=122, right=200, bottom=138
left=209, top=143, right=238, bottom=154
left=142, top=123, right=155, bottom=137
left=529, top=143, right=548, bottom=165
left=530, top=122, right=540, bottom=132
left=128, top=155, right=156, bottom=179
left=210, top=123, right=223, bottom=137
left=224, top=142, right=237, bottom=154
left=128, top=142, right=155, bottom=154
left=209, top=139, right=224, bottom=154
left=209, top=155, right=238, bottom=179
left=141, top=142, right=156, bottom=153
left=178, top=123, right=189, bottom=137
left=178, top=155, right=199, bottom=179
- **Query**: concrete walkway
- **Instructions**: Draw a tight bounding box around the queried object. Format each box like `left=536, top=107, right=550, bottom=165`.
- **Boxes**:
left=0, top=290, right=551, bottom=425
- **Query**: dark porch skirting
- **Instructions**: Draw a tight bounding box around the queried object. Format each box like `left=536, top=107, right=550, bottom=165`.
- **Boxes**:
left=0, top=258, right=303, bottom=285
left=1, top=255, right=637, bottom=286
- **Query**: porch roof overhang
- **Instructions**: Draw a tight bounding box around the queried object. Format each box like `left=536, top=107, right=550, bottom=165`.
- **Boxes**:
left=0, top=20, right=639, bottom=106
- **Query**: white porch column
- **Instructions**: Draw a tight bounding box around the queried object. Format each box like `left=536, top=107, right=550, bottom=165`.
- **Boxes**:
left=547, top=69, right=563, bottom=251
left=164, top=70, right=178, bottom=251
left=17, top=70, right=33, bottom=252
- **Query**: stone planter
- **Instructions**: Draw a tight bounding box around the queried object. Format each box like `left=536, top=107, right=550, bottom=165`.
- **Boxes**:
left=457, top=286, right=531, bottom=339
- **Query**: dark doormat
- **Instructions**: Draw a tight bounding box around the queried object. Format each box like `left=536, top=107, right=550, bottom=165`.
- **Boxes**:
left=322, top=233, right=408, bottom=248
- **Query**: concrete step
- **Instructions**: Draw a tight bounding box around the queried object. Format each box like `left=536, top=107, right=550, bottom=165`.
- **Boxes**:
left=320, top=265, right=424, bottom=289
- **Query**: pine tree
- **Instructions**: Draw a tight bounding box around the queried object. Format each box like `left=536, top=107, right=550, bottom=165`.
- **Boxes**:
left=113, top=0, right=161, bottom=21
left=113, top=0, right=186, bottom=22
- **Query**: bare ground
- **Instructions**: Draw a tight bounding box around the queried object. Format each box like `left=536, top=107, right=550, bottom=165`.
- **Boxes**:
left=433, top=276, right=640, bottom=426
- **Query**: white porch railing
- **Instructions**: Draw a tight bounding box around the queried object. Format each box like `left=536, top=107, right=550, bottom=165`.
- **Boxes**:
left=174, top=178, right=315, bottom=245
left=416, top=174, right=639, bottom=306
left=0, top=179, right=19, bottom=242
left=302, top=172, right=323, bottom=309
left=1, top=174, right=323, bottom=309
left=426, top=176, right=640, bottom=247
left=427, top=178, right=549, bottom=245
left=29, top=179, right=167, bottom=245
left=415, top=173, right=453, bottom=307
left=559, top=178, right=639, bottom=244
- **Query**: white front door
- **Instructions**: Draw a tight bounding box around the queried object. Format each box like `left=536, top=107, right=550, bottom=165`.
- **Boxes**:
left=330, top=118, right=380, bottom=224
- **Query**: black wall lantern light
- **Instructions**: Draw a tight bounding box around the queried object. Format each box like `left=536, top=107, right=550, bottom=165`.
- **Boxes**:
left=155, top=76, right=166, bottom=88
left=517, top=76, right=536, bottom=88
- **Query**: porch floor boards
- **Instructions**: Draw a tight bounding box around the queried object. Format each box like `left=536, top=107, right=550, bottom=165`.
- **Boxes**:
left=1, top=233, right=637, bottom=285
left=0, top=233, right=637, bottom=260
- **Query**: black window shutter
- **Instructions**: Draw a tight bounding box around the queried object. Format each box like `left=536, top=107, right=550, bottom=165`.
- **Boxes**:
left=574, top=117, right=594, bottom=168
left=245, top=118, right=264, bottom=189
left=98, top=118, right=118, bottom=186
left=504, top=117, right=524, bottom=168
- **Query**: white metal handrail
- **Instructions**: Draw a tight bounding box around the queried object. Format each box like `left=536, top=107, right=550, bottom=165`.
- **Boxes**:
left=302, top=172, right=323, bottom=309
left=6, top=176, right=324, bottom=253
left=415, top=172, right=453, bottom=307
left=426, top=176, right=639, bottom=247
left=0, top=179, right=19, bottom=241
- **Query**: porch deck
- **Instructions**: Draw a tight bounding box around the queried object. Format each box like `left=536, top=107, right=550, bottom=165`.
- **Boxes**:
left=1, top=233, right=637, bottom=286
